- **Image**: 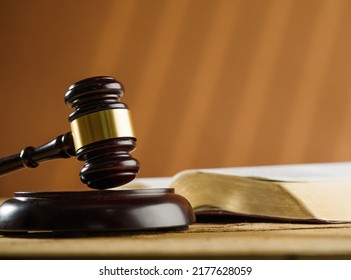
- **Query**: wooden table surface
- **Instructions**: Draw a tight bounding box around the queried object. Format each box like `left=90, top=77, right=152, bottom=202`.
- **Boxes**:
left=1, top=222, right=351, bottom=259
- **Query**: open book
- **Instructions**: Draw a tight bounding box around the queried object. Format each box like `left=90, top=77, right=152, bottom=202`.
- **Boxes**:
left=125, top=162, right=351, bottom=223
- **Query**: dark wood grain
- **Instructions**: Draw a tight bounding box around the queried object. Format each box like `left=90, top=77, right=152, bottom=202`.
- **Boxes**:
left=0, top=189, right=195, bottom=234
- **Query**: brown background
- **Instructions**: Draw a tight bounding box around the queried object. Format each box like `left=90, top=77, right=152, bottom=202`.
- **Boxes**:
left=1, top=0, right=351, bottom=196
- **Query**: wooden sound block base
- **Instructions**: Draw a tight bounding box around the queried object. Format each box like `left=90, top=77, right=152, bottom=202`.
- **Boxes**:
left=0, top=188, right=195, bottom=235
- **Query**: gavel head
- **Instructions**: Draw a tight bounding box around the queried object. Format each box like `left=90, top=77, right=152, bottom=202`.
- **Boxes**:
left=64, top=76, right=140, bottom=190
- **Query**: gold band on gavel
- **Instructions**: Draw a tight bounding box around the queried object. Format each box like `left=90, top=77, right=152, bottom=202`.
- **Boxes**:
left=70, top=109, right=135, bottom=151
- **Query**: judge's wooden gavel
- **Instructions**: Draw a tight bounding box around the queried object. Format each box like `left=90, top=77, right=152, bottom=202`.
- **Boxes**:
left=0, top=76, right=140, bottom=189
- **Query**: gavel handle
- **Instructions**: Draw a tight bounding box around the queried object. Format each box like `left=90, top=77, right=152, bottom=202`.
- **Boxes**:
left=0, top=132, right=76, bottom=176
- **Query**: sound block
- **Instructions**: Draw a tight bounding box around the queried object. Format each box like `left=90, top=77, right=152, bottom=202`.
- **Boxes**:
left=0, top=188, right=195, bottom=235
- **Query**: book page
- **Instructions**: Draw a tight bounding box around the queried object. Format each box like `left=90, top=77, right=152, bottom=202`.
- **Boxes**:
left=122, top=177, right=172, bottom=189
left=122, top=162, right=351, bottom=189
left=181, top=162, right=351, bottom=182
left=282, top=181, right=351, bottom=221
